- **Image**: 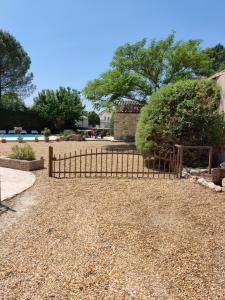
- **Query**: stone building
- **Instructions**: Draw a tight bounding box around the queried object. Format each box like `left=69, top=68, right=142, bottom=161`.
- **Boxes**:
left=210, top=69, right=225, bottom=162
left=210, top=69, right=225, bottom=112
left=113, top=99, right=144, bottom=141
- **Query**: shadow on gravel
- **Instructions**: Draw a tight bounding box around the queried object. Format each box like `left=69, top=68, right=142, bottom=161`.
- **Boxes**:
left=0, top=202, right=16, bottom=215
left=102, top=143, right=137, bottom=152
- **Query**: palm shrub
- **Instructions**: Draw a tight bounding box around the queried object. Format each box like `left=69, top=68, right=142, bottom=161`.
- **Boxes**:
left=136, top=79, right=225, bottom=156
left=9, top=145, right=36, bottom=161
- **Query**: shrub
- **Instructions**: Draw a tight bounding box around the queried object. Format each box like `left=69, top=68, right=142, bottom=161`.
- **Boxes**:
left=63, top=130, right=73, bottom=141
left=136, top=79, right=225, bottom=155
left=44, top=128, right=51, bottom=137
left=17, top=136, right=24, bottom=143
left=9, top=145, right=36, bottom=161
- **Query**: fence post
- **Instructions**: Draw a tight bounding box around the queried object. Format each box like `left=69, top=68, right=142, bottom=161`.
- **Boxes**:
left=179, top=146, right=183, bottom=179
left=208, top=147, right=213, bottom=174
left=49, top=146, right=53, bottom=177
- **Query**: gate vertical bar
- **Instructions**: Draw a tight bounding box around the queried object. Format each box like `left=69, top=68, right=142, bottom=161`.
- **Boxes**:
left=80, top=149, right=82, bottom=177
left=116, top=149, right=118, bottom=176
left=106, top=150, right=108, bottom=177
left=49, top=146, right=53, bottom=177
left=96, top=148, right=98, bottom=177
left=90, top=149, right=92, bottom=177
left=111, top=149, right=113, bottom=177
left=64, top=153, right=66, bottom=178
left=85, top=149, right=87, bottom=177
left=74, top=151, right=77, bottom=178
left=69, top=152, right=71, bottom=178
left=59, top=154, right=61, bottom=179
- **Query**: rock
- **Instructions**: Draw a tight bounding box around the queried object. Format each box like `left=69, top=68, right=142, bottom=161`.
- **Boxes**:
left=214, top=185, right=222, bottom=192
left=189, top=168, right=208, bottom=176
left=207, top=182, right=216, bottom=190
left=182, top=168, right=190, bottom=178
left=222, top=187, right=225, bottom=192
left=190, top=168, right=201, bottom=175
left=197, top=178, right=207, bottom=186
left=222, top=178, right=225, bottom=187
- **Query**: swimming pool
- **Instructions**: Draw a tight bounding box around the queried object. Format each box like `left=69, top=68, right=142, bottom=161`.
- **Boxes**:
left=0, top=134, right=57, bottom=141
left=1, top=134, right=44, bottom=138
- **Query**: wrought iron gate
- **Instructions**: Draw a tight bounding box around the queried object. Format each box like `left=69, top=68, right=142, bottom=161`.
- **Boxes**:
left=49, top=146, right=179, bottom=179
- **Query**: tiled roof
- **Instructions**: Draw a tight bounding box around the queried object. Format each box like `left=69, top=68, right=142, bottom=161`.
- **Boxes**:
left=209, top=69, right=225, bottom=79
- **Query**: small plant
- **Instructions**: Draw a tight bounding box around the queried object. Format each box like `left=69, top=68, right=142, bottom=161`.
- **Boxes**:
left=17, top=136, right=24, bottom=143
left=9, top=144, right=36, bottom=161
left=63, top=130, right=73, bottom=141
left=44, top=128, right=51, bottom=142
left=44, top=128, right=51, bottom=137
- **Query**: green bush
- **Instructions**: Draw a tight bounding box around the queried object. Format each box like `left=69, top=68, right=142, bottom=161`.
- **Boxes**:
left=9, top=145, right=36, bottom=161
left=44, top=128, right=51, bottom=137
left=136, top=79, right=225, bottom=155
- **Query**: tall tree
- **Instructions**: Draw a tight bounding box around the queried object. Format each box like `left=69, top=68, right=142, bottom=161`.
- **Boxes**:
left=0, top=92, right=26, bottom=111
left=204, top=43, right=225, bottom=74
left=86, top=111, right=100, bottom=127
left=32, top=87, right=84, bottom=131
left=0, top=30, right=34, bottom=100
left=83, top=33, right=212, bottom=108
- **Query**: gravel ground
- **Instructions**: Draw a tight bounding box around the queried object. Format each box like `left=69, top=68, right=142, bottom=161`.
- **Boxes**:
left=0, top=141, right=225, bottom=299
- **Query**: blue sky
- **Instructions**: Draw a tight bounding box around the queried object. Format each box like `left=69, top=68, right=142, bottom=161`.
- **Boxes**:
left=1, top=0, right=225, bottom=110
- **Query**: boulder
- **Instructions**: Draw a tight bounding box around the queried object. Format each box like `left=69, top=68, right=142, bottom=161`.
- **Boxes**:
left=197, top=178, right=208, bottom=186
left=214, top=185, right=222, bottom=192
left=207, top=182, right=216, bottom=190
left=222, top=178, right=225, bottom=187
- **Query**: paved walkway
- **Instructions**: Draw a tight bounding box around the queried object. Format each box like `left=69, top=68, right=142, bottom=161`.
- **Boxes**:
left=0, top=167, right=35, bottom=201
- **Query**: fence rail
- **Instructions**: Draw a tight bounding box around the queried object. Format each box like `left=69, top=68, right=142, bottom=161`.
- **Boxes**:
left=49, top=146, right=179, bottom=179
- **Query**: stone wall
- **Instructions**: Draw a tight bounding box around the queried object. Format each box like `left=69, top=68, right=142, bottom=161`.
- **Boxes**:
left=216, top=73, right=225, bottom=112
left=114, top=112, right=140, bottom=141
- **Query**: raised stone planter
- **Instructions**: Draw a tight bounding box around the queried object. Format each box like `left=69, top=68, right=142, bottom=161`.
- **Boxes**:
left=0, top=156, right=44, bottom=171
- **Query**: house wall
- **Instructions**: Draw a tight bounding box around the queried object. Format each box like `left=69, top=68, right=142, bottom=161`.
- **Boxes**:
left=114, top=112, right=140, bottom=141
left=216, top=73, right=225, bottom=112
left=98, top=111, right=112, bottom=129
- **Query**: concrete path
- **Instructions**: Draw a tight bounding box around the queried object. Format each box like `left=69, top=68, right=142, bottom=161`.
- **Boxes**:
left=0, top=167, right=35, bottom=201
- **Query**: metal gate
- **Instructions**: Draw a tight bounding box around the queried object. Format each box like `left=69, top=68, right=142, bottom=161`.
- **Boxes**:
left=48, top=146, right=179, bottom=179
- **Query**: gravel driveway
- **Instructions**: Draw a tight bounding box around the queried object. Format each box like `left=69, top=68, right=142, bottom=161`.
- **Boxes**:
left=0, top=142, right=225, bottom=299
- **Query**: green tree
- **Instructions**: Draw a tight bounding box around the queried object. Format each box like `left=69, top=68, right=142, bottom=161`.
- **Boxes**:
left=32, top=87, right=84, bottom=131
left=204, top=43, right=225, bottom=74
left=0, top=92, right=26, bottom=111
left=87, top=111, right=100, bottom=127
left=0, top=30, right=35, bottom=100
left=136, top=79, right=225, bottom=155
left=83, top=33, right=212, bottom=108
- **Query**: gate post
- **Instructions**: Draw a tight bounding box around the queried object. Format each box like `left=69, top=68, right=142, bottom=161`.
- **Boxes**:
left=49, top=146, right=53, bottom=177
left=208, top=147, right=213, bottom=174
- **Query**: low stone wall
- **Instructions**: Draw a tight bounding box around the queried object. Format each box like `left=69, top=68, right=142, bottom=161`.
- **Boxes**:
left=114, top=112, right=140, bottom=141
left=60, top=134, right=82, bottom=141
left=0, top=156, right=44, bottom=171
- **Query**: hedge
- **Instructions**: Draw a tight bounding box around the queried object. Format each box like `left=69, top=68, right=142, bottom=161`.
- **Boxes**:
left=0, top=109, right=51, bottom=132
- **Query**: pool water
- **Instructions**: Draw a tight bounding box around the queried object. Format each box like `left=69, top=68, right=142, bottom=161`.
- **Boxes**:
left=1, top=134, right=44, bottom=138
